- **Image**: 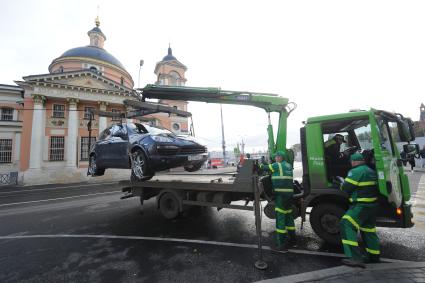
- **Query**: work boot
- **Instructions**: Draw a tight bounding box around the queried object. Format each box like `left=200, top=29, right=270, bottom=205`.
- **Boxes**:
left=288, top=238, right=298, bottom=248
left=341, top=258, right=366, bottom=268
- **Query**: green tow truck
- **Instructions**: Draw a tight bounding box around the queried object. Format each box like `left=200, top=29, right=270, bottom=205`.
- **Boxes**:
left=119, top=85, right=418, bottom=245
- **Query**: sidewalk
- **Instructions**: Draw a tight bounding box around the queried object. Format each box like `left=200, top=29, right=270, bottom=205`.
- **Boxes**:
left=260, top=261, right=425, bottom=283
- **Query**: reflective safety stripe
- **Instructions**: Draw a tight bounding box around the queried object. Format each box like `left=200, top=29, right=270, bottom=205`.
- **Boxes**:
left=286, top=226, right=296, bottom=231
left=345, top=178, right=359, bottom=186
left=345, top=178, right=376, bottom=187
left=277, top=162, right=283, bottom=176
left=276, top=229, right=287, bottom=234
left=358, top=181, right=377, bottom=186
left=360, top=226, right=377, bottom=233
left=274, top=188, right=293, bottom=193
left=272, top=176, right=293, bottom=180
left=342, top=215, right=360, bottom=230
left=349, top=197, right=378, bottom=203
left=275, top=207, right=292, bottom=214
left=365, top=248, right=380, bottom=255
left=268, top=164, right=274, bottom=172
left=342, top=239, right=359, bottom=246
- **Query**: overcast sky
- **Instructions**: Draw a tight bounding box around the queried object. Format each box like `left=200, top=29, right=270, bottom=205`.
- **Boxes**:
left=1, top=0, right=425, bottom=152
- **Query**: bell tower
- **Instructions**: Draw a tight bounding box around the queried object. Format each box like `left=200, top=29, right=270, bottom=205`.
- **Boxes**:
left=153, top=45, right=189, bottom=134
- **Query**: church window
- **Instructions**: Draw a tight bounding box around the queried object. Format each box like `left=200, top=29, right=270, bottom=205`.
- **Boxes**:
left=59, top=66, right=64, bottom=73
left=120, top=77, right=124, bottom=85
left=1, top=108, right=14, bottom=121
left=94, top=37, right=99, bottom=46
left=111, top=109, right=121, bottom=121
left=49, top=136, right=65, bottom=161
left=0, top=139, right=12, bottom=163
left=84, top=107, right=95, bottom=120
left=80, top=137, right=96, bottom=161
left=90, top=66, right=98, bottom=72
left=52, top=104, right=65, bottom=118
left=172, top=123, right=180, bottom=131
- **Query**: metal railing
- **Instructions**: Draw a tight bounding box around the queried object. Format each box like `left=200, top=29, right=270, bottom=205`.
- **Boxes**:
left=0, top=171, right=18, bottom=186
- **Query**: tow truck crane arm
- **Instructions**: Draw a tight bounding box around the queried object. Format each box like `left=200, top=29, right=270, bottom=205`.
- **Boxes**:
left=138, top=84, right=296, bottom=158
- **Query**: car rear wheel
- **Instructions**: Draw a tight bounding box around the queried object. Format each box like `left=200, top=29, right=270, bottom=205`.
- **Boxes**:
left=88, top=154, right=105, bottom=176
left=184, top=162, right=204, bottom=172
left=131, top=150, right=153, bottom=181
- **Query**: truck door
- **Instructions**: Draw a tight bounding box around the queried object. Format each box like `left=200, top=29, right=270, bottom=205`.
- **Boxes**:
left=372, top=116, right=403, bottom=208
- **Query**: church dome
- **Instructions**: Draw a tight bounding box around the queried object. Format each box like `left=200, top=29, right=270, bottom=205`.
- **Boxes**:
left=48, top=17, right=134, bottom=88
left=55, top=46, right=125, bottom=70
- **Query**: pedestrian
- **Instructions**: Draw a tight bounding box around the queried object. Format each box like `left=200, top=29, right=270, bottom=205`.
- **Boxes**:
left=400, top=150, right=407, bottom=167
left=407, top=153, right=415, bottom=172
left=420, top=146, right=425, bottom=168
left=340, top=153, right=380, bottom=268
left=260, top=151, right=296, bottom=251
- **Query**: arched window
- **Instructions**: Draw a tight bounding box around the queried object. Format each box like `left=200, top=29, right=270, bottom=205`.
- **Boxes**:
left=169, top=71, right=181, bottom=86
left=120, top=77, right=124, bottom=85
left=58, top=66, right=64, bottom=73
left=90, top=66, right=98, bottom=73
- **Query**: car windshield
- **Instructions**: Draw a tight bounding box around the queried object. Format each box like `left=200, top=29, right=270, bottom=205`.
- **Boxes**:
left=144, top=124, right=174, bottom=136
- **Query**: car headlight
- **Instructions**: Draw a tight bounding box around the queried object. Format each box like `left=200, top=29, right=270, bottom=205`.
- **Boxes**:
left=152, top=136, right=174, bottom=143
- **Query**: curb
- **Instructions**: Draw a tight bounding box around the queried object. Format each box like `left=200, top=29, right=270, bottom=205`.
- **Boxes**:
left=258, top=261, right=425, bottom=283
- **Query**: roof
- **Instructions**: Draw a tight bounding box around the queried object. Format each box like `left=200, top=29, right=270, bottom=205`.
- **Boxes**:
left=53, top=46, right=125, bottom=70
left=87, top=26, right=106, bottom=39
left=162, top=46, right=177, bottom=61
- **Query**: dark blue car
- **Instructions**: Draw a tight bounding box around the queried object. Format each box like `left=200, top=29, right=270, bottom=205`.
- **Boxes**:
left=88, top=123, right=208, bottom=180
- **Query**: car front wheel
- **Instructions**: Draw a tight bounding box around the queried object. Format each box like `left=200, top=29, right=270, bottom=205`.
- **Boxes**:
left=184, top=162, right=204, bottom=172
left=131, top=150, right=153, bottom=181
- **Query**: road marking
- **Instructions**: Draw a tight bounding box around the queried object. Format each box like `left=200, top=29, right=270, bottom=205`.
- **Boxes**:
left=0, top=234, right=408, bottom=263
left=0, top=182, right=120, bottom=195
left=411, top=174, right=425, bottom=206
left=0, top=191, right=122, bottom=207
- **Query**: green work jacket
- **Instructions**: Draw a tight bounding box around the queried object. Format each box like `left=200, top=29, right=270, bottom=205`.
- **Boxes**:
left=341, top=164, right=378, bottom=204
left=261, top=161, right=293, bottom=193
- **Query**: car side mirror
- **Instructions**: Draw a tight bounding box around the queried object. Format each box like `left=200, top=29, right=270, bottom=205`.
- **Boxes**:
left=403, top=143, right=419, bottom=155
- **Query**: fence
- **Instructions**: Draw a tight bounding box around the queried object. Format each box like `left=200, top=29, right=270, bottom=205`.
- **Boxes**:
left=0, top=171, right=18, bottom=186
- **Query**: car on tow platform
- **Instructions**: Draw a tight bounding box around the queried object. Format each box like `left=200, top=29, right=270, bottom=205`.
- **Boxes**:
left=88, top=122, right=208, bottom=180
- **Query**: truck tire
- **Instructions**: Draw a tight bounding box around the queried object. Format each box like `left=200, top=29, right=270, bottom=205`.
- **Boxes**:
left=159, top=192, right=180, bottom=219
left=310, top=203, right=345, bottom=246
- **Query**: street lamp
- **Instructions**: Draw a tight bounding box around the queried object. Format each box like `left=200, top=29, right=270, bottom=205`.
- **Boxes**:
left=138, top=59, right=144, bottom=88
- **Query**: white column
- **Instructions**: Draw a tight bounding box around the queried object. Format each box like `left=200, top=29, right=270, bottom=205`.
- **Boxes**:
left=66, top=98, right=78, bottom=167
left=98, top=102, right=107, bottom=134
left=29, top=95, right=45, bottom=169
left=14, top=132, right=21, bottom=162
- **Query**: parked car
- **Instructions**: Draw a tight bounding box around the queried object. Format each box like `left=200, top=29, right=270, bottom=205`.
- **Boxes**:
left=88, top=123, right=208, bottom=181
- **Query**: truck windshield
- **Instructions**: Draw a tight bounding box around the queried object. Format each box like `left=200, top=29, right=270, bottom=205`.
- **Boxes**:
left=354, top=124, right=373, bottom=150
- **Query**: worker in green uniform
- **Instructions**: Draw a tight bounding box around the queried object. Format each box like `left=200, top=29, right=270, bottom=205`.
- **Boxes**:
left=340, top=153, right=380, bottom=267
left=260, top=151, right=295, bottom=251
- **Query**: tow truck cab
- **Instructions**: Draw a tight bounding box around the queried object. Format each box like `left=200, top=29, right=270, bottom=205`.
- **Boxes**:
left=301, top=109, right=418, bottom=245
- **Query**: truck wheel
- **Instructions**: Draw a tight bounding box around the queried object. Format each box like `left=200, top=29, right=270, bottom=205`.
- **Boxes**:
left=310, top=203, right=345, bottom=246
left=159, top=192, right=180, bottom=219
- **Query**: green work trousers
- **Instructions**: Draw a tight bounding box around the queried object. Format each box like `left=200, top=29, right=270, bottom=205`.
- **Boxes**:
left=275, top=193, right=295, bottom=247
left=339, top=203, right=380, bottom=261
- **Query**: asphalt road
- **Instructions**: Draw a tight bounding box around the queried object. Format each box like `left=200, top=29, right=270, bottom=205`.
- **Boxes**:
left=0, top=169, right=423, bottom=282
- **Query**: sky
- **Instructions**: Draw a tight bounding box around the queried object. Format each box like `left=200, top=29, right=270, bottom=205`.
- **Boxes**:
left=1, top=0, right=425, bottom=152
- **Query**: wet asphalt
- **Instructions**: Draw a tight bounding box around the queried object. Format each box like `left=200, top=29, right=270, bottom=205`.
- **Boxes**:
left=0, top=169, right=423, bottom=282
